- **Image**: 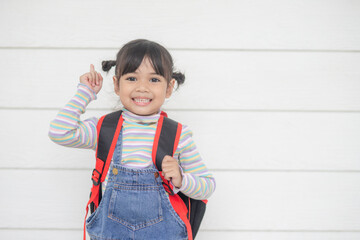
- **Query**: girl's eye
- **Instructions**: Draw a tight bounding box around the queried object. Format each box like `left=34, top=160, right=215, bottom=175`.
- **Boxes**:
left=126, top=77, right=136, bottom=81
left=150, top=78, right=160, bottom=83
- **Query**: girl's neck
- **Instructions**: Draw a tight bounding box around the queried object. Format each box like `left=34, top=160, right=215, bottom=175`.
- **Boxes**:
left=122, top=108, right=160, bottom=124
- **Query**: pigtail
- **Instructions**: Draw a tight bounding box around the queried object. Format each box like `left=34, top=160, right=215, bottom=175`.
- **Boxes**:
left=172, top=71, right=185, bottom=88
left=102, top=60, right=116, bottom=72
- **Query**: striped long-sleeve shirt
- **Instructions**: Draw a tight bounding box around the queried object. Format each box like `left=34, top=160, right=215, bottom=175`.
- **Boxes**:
left=49, top=83, right=215, bottom=200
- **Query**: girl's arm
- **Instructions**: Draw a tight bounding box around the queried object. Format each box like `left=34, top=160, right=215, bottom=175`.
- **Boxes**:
left=48, top=83, right=99, bottom=150
left=175, top=126, right=216, bottom=200
left=49, top=65, right=102, bottom=150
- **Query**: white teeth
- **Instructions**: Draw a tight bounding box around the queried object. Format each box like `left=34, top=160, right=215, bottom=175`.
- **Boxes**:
left=134, top=98, right=150, bottom=103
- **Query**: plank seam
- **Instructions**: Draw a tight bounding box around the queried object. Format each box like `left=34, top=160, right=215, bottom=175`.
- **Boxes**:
left=1, top=46, right=360, bottom=53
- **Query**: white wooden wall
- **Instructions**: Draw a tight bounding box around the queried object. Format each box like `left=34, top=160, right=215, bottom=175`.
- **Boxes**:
left=1, top=0, right=360, bottom=239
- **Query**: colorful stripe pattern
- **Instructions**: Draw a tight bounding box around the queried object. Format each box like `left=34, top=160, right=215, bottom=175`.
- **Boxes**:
left=120, top=109, right=159, bottom=168
left=48, top=83, right=215, bottom=200
left=49, top=83, right=98, bottom=150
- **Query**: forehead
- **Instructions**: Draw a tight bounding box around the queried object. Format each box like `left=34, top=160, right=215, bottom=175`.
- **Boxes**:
left=134, top=57, right=157, bottom=73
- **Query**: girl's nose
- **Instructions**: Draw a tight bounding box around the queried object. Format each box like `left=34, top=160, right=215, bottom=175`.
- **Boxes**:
left=135, top=80, right=149, bottom=92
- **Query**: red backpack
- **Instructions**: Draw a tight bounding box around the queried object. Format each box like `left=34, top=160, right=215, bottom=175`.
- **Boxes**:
left=84, top=110, right=207, bottom=240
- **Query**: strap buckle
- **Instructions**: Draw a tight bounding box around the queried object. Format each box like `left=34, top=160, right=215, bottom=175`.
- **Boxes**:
left=92, top=169, right=101, bottom=186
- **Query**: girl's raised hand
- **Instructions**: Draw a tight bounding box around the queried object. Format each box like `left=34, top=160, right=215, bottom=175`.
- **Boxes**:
left=79, top=64, right=103, bottom=94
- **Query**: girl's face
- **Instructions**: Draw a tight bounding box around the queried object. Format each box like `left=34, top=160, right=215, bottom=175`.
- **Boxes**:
left=113, top=57, right=175, bottom=116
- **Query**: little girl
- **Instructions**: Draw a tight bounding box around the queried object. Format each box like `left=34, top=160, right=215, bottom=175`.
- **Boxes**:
left=49, top=39, right=215, bottom=240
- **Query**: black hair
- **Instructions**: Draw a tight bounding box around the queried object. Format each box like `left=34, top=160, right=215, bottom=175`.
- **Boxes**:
left=102, top=39, right=185, bottom=88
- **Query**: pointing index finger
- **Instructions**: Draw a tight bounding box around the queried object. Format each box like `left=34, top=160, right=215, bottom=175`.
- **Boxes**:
left=90, top=64, right=95, bottom=72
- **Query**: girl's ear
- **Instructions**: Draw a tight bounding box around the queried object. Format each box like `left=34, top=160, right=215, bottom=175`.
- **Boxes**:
left=113, top=76, right=120, bottom=96
left=166, top=79, right=176, bottom=98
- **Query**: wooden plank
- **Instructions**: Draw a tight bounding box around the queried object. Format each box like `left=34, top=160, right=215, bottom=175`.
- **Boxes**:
left=1, top=49, right=360, bottom=110
left=197, top=231, right=360, bottom=240
left=0, top=0, right=360, bottom=50
left=2, top=109, right=360, bottom=171
left=1, top=170, right=360, bottom=230
left=1, top=229, right=360, bottom=240
left=0, top=230, right=81, bottom=240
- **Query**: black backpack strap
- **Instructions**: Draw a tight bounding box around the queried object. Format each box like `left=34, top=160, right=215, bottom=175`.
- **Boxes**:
left=154, top=116, right=181, bottom=171
left=89, top=110, right=123, bottom=212
left=152, top=115, right=182, bottom=195
left=96, top=110, right=123, bottom=165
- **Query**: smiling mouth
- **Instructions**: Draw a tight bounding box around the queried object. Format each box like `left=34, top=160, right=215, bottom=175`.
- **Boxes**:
left=132, top=98, right=152, bottom=106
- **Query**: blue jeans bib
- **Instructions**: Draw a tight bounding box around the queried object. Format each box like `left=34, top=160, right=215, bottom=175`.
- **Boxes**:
left=86, top=130, right=188, bottom=240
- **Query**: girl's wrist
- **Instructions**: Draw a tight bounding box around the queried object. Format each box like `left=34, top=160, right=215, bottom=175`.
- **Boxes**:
left=173, top=176, right=183, bottom=189
left=174, top=167, right=185, bottom=189
left=169, top=167, right=185, bottom=193
left=77, top=83, right=97, bottom=100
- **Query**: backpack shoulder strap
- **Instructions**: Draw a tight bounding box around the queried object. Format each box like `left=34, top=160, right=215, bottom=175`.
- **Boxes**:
left=152, top=115, right=182, bottom=171
left=93, top=110, right=123, bottom=185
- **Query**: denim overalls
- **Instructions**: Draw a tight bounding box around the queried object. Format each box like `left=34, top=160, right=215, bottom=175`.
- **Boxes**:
left=86, top=130, right=188, bottom=240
